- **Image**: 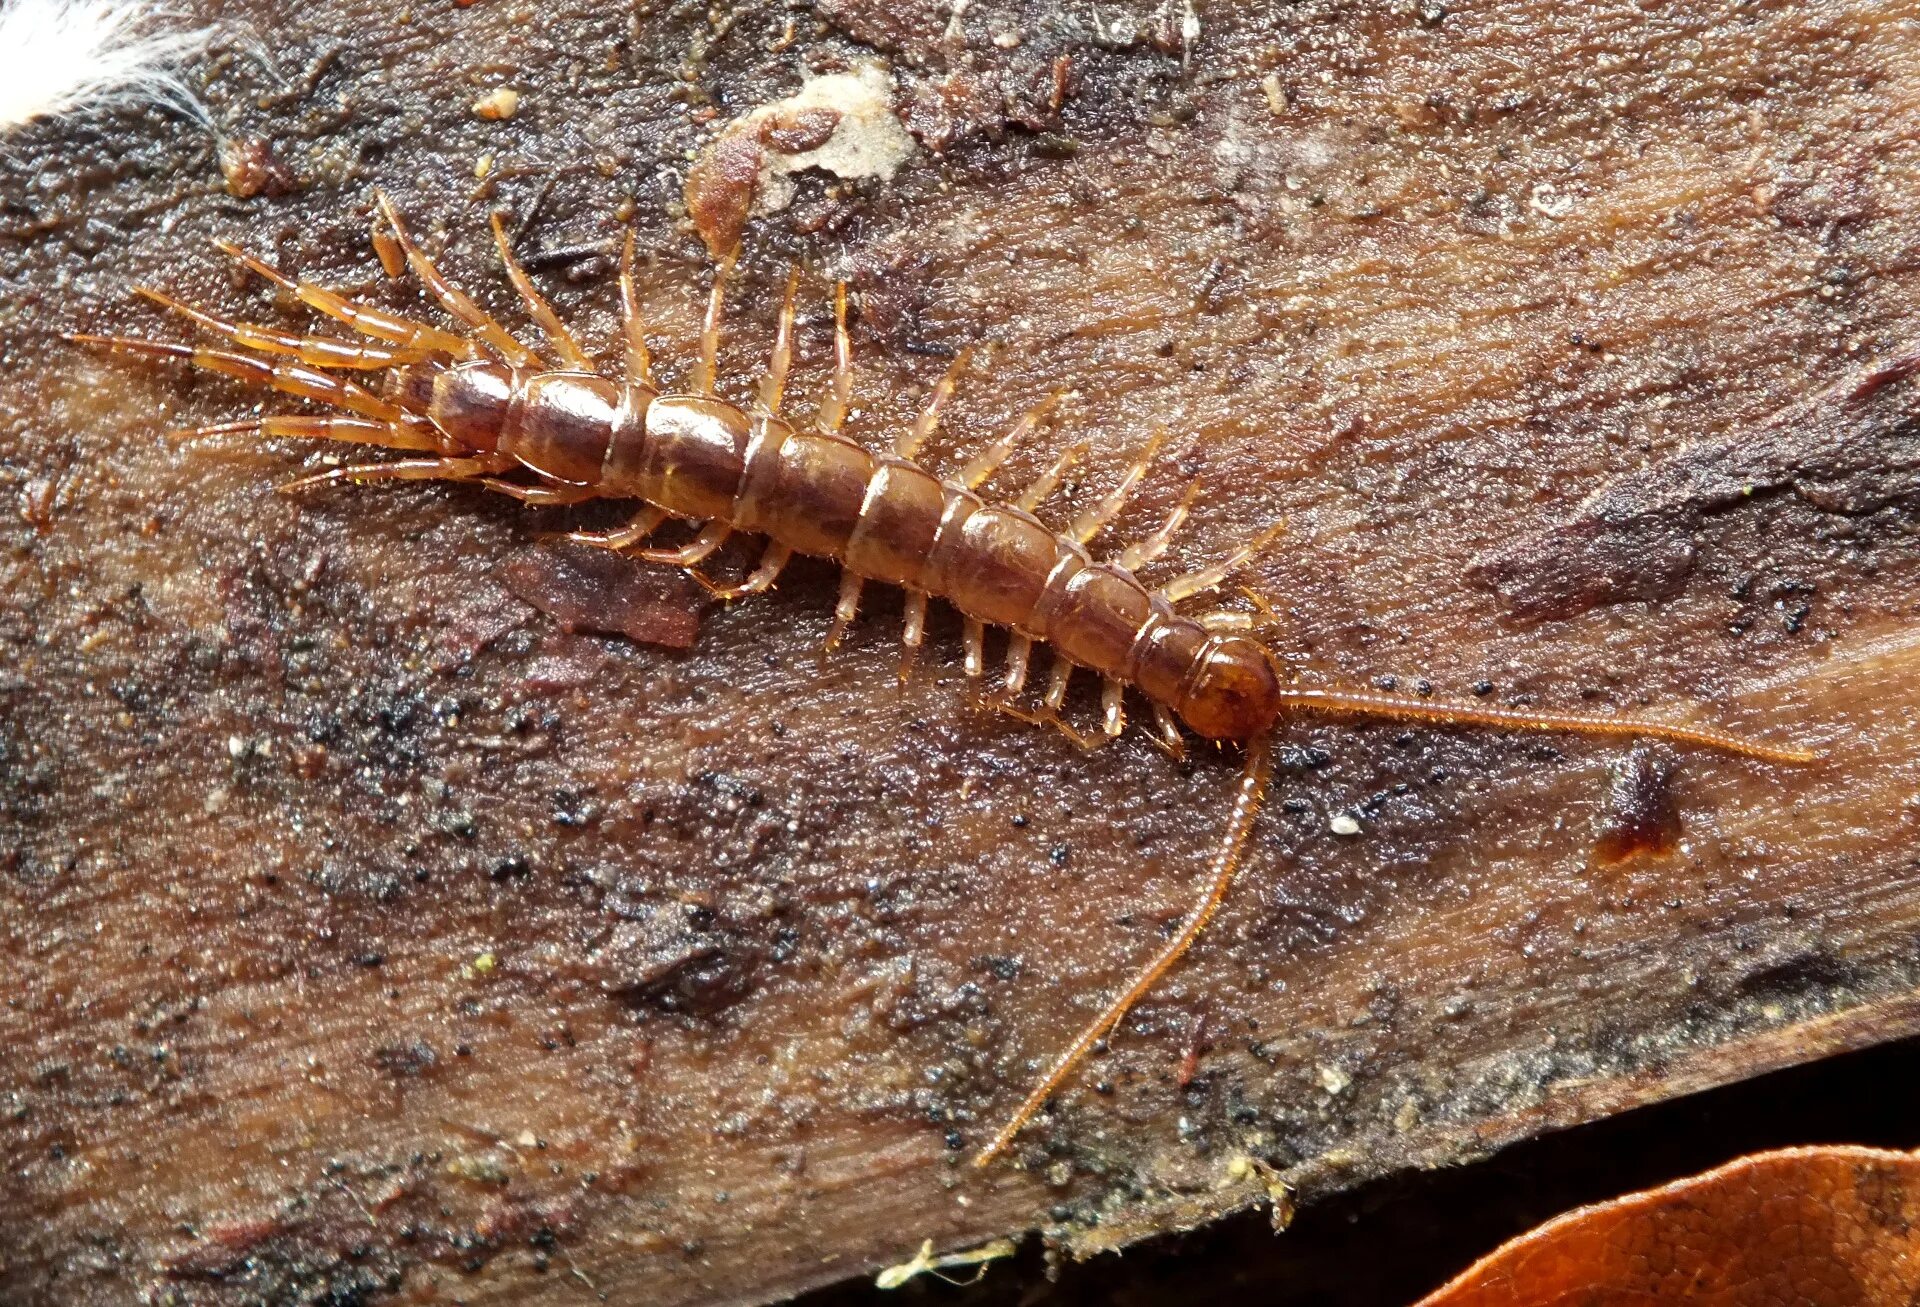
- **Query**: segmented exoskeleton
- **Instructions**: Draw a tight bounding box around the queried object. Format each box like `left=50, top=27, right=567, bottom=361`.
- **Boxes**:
left=75, top=193, right=1817, bottom=1166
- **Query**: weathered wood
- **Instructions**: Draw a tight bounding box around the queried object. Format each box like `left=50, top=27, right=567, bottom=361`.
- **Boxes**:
left=4, top=1, right=1920, bottom=1303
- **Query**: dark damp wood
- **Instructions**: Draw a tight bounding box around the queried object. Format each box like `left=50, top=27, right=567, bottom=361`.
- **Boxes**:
left=5, top=1, right=1920, bottom=1305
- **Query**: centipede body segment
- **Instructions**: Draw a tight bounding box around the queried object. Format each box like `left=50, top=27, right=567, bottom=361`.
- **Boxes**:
left=73, top=193, right=1819, bottom=1168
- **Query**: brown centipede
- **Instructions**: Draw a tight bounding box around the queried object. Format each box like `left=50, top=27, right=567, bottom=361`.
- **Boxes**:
left=72, top=192, right=1819, bottom=1168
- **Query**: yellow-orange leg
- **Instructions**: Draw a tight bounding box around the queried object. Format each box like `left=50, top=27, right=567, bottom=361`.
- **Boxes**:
left=1160, top=522, right=1285, bottom=604
left=279, top=454, right=515, bottom=494
left=1150, top=703, right=1187, bottom=759
left=1016, top=443, right=1086, bottom=513
left=979, top=689, right=1102, bottom=751
left=817, top=281, right=854, bottom=433
left=489, top=212, right=591, bottom=370
left=974, top=732, right=1274, bottom=1166
left=898, top=589, right=929, bottom=681
left=1101, top=677, right=1126, bottom=737
left=825, top=569, right=864, bottom=652
left=69, top=335, right=411, bottom=424
left=476, top=479, right=602, bottom=506
left=1116, top=482, right=1201, bottom=571
left=133, top=287, right=432, bottom=371
left=695, top=542, right=791, bottom=602
left=1044, top=654, right=1073, bottom=714
left=631, top=520, right=730, bottom=568
left=211, top=238, right=477, bottom=360
left=567, top=505, right=668, bottom=552
left=960, top=390, right=1062, bottom=490
left=1003, top=634, right=1033, bottom=696
left=618, top=231, right=658, bottom=389
left=175, top=415, right=443, bottom=451
left=962, top=618, right=987, bottom=678
left=761, top=268, right=800, bottom=415
left=1271, top=687, right=1818, bottom=764
left=896, top=348, right=971, bottom=460
left=373, top=192, right=541, bottom=369
left=690, top=249, right=737, bottom=397
left=1070, top=429, right=1165, bottom=546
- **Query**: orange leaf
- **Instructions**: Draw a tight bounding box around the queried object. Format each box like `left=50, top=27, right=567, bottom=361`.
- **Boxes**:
left=1415, top=1145, right=1920, bottom=1306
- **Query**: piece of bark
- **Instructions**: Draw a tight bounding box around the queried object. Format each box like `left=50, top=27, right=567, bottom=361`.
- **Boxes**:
left=1415, top=1146, right=1920, bottom=1306
left=5, top=2, right=1920, bottom=1306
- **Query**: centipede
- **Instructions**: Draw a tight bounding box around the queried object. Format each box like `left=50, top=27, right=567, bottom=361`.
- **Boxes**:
left=73, top=191, right=1819, bottom=1169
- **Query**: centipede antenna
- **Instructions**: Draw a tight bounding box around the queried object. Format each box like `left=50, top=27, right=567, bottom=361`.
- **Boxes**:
left=975, top=731, right=1274, bottom=1166
left=1269, top=687, right=1818, bottom=764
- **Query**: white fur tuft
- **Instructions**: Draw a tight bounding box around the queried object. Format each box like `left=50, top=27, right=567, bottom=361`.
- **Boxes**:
left=0, top=0, right=212, bottom=131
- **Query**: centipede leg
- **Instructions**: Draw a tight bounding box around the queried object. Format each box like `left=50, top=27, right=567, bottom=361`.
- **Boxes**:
left=761, top=267, right=799, bottom=415
left=898, top=589, right=929, bottom=681
left=1116, top=482, right=1201, bottom=571
left=974, top=731, right=1275, bottom=1166
left=1003, top=634, right=1033, bottom=696
left=1151, top=704, right=1187, bottom=760
left=69, top=335, right=411, bottom=424
left=212, top=239, right=476, bottom=359
left=489, top=212, right=592, bottom=369
left=694, top=542, right=791, bottom=601
left=630, top=520, right=730, bottom=568
left=566, top=505, right=668, bottom=551
left=963, top=618, right=987, bottom=678
left=618, top=232, right=658, bottom=390
left=818, top=281, right=853, bottom=432
left=960, top=390, right=1062, bottom=490
left=690, top=250, right=736, bottom=397
left=979, top=690, right=1102, bottom=751
left=1044, top=655, right=1073, bottom=715
left=897, top=348, right=971, bottom=460
left=476, top=479, right=602, bottom=506
left=1070, top=429, right=1165, bottom=546
left=1101, top=677, right=1126, bottom=737
left=1015, top=443, right=1086, bottom=512
left=1160, top=522, right=1286, bottom=604
left=133, top=287, right=433, bottom=371
left=373, top=192, right=542, bottom=369
left=279, top=454, right=515, bottom=494
left=176, top=415, right=443, bottom=452
left=824, top=570, right=864, bottom=651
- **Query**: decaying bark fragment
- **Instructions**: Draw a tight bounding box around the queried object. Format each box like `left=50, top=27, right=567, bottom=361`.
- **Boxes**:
left=6, top=1, right=1920, bottom=1305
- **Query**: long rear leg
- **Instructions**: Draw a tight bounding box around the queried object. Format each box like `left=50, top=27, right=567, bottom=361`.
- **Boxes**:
left=70, top=335, right=417, bottom=425
left=213, top=239, right=475, bottom=359
left=975, top=731, right=1275, bottom=1166
left=281, top=454, right=516, bottom=494
left=133, top=287, right=433, bottom=370
left=176, top=415, right=443, bottom=451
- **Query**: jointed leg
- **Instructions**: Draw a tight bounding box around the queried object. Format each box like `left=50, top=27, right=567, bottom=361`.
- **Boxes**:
left=1116, top=482, right=1200, bottom=571
left=980, top=692, right=1102, bottom=751
left=897, top=348, right=971, bottom=460
left=279, top=454, right=514, bottom=494
left=1044, top=654, right=1073, bottom=715
left=825, top=569, right=864, bottom=651
left=690, top=249, right=736, bottom=397
left=1070, top=430, right=1165, bottom=546
left=695, top=542, right=791, bottom=601
left=899, top=589, right=929, bottom=681
left=212, top=238, right=476, bottom=359
left=1151, top=703, right=1187, bottom=759
left=974, top=731, right=1275, bottom=1166
left=69, top=335, right=411, bottom=424
left=1015, top=443, right=1086, bottom=513
left=176, top=415, right=443, bottom=452
left=1270, top=687, right=1818, bottom=764
left=959, top=390, right=1062, bottom=490
left=373, top=192, right=542, bottom=369
left=1003, top=633, right=1033, bottom=697
left=631, top=520, right=730, bottom=568
left=963, top=618, right=987, bottom=678
left=475, top=478, right=601, bottom=506
left=133, top=287, right=433, bottom=371
left=759, top=268, right=800, bottom=416
left=567, top=505, right=667, bottom=551
left=1101, top=677, right=1126, bottom=737
left=817, top=281, right=854, bottom=433
left=489, top=213, right=591, bottom=370
left=619, top=232, right=658, bottom=390
left=1160, top=522, right=1285, bottom=604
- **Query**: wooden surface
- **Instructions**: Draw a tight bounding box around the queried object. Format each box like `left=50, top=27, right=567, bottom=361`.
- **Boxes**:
left=4, top=1, right=1920, bottom=1303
